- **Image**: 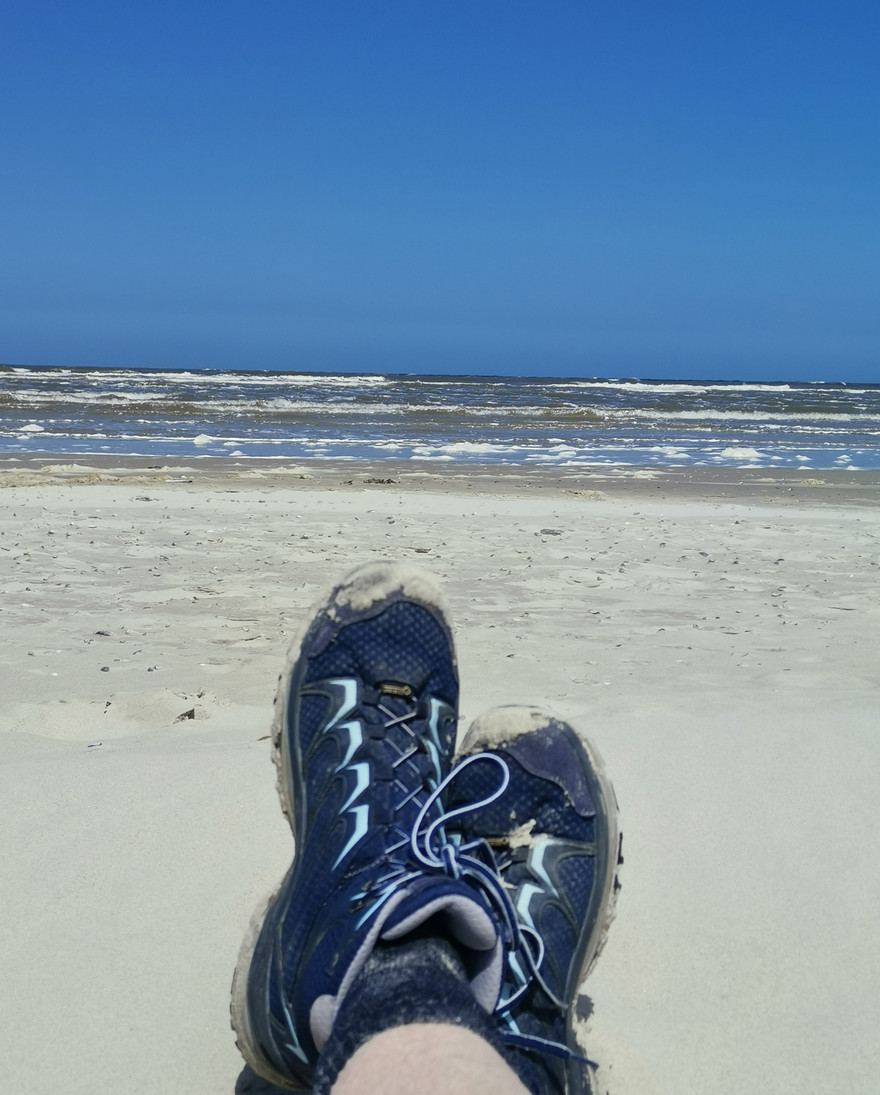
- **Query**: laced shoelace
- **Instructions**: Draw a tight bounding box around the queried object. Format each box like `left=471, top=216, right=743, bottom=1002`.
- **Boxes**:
left=411, top=753, right=589, bottom=1065
left=350, top=699, right=587, bottom=1066
left=349, top=694, right=448, bottom=899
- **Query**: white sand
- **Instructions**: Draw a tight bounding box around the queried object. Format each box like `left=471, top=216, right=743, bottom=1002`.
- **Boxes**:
left=2, top=464, right=878, bottom=1094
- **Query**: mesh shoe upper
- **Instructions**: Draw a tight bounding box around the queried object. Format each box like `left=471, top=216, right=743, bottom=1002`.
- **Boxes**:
left=231, top=565, right=503, bottom=1090
left=447, top=708, right=621, bottom=1095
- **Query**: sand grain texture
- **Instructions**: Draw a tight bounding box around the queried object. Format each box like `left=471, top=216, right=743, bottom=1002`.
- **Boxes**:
left=2, top=464, right=878, bottom=1094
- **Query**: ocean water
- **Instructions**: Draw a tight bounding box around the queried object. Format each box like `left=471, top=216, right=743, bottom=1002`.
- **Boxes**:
left=2, top=365, right=879, bottom=470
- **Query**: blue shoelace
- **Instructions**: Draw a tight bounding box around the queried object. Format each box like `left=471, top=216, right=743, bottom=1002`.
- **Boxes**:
left=411, top=752, right=590, bottom=1065
left=346, top=698, right=589, bottom=1068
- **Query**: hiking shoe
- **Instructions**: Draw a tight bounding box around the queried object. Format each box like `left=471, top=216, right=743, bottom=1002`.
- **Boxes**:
left=230, top=563, right=503, bottom=1090
left=447, top=706, right=622, bottom=1095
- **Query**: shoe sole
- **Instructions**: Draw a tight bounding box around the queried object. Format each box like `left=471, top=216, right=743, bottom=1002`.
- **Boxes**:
left=230, top=562, right=455, bottom=1088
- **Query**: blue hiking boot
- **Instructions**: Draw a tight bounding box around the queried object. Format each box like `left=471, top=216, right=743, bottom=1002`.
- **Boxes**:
left=447, top=707, right=622, bottom=1095
left=230, top=563, right=503, bottom=1090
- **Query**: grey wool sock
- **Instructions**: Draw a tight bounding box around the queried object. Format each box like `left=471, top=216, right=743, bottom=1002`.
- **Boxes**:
left=312, top=934, right=512, bottom=1095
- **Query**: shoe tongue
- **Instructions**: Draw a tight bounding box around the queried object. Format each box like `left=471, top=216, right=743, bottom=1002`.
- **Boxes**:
left=380, top=878, right=503, bottom=1014
left=381, top=877, right=498, bottom=951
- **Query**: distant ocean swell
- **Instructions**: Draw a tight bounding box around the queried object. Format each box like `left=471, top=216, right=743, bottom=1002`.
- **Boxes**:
left=1, top=366, right=879, bottom=470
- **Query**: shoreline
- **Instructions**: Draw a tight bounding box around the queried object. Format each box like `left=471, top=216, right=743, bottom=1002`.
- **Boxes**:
left=2, top=452, right=880, bottom=505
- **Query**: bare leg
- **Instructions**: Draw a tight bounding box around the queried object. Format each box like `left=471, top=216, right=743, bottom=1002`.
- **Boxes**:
left=331, top=1023, right=531, bottom=1095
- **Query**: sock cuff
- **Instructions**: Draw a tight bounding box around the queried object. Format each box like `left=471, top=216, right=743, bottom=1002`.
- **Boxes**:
left=312, top=937, right=507, bottom=1095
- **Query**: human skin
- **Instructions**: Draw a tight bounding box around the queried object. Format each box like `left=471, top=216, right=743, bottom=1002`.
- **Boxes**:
left=330, top=1023, right=531, bottom=1095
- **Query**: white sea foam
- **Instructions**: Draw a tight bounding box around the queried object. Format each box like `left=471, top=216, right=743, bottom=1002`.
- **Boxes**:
left=648, top=444, right=689, bottom=457
left=3, top=367, right=878, bottom=469
left=716, top=446, right=766, bottom=462
left=4, top=389, right=171, bottom=406
left=560, top=380, right=793, bottom=395
left=612, top=408, right=877, bottom=424
left=6, top=368, right=390, bottom=390
left=454, top=441, right=513, bottom=452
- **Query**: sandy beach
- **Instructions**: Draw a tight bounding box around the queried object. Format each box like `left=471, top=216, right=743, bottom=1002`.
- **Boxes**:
left=2, top=458, right=878, bottom=1095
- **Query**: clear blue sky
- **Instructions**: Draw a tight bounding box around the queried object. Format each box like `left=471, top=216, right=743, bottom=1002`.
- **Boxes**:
left=2, top=1, right=878, bottom=381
